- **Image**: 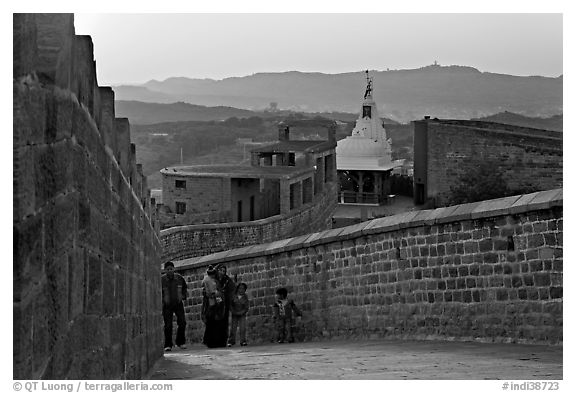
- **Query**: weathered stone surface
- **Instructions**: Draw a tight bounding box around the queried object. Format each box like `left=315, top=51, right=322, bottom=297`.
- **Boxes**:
left=13, top=14, right=161, bottom=380
left=175, top=189, right=562, bottom=346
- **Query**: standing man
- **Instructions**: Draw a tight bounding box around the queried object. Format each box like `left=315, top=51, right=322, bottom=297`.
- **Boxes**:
left=161, top=261, right=188, bottom=351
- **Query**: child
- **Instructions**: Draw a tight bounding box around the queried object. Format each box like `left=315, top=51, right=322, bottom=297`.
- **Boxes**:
left=228, top=283, right=250, bottom=346
left=273, top=287, right=302, bottom=343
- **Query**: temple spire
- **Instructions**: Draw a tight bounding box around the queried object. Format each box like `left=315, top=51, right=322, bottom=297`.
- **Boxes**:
left=364, top=70, right=373, bottom=99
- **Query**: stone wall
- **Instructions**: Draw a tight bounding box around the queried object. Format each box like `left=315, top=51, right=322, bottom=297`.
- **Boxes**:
left=161, top=175, right=232, bottom=226
left=160, top=182, right=338, bottom=263
left=413, top=119, right=563, bottom=207
left=13, top=14, right=162, bottom=379
left=173, top=189, right=562, bottom=345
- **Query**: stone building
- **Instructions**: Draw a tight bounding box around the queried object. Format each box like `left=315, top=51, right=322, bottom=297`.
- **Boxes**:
left=160, top=120, right=337, bottom=228
left=336, top=71, right=402, bottom=204
left=413, top=118, right=563, bottom=207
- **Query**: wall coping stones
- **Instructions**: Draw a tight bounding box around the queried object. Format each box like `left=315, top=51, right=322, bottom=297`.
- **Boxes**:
left=470, top=195, right=522, bottom=219
left=397, top=211, right=421, bottom=229
left=362, top=211, right=419, bottom=235
left=225, top=245, right=254, bottom=261
left=407, top=209, right=436, bottom=226
left=509, top=192, right=542, bottom=214
left=311, top=226, right=347, bottom=245
left=338, top=220, right=372, bottom=240
left=173, top=188, right=563, bottom=272
left=527, top=188, right=563, bottom=210
left=285, top=234, right=314, bottom=252
left=442, top=200, right=484, bottom=223
left=423, top=204, right=459, bottom=224
left=263, top=237, right=294, bottom=255
left=301, top=231, right=325, bottom=247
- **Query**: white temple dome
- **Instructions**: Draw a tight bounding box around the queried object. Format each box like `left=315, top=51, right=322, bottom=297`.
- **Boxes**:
left=336, top=71, right=399, bottom=171
left=336, top=136, right=388, bottom=158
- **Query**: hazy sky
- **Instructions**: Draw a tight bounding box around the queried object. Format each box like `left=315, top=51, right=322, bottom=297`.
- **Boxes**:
left=73, top=13, right=562, bottom=85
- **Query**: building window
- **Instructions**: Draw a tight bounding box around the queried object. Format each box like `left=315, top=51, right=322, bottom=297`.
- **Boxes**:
left=303, top=178, right=313, bottom=204
left=362, top=105, right=372, bottom=119
left=175, top=202, right=186, bottom=214
left=237, top=200, right=243, bottom=222
left=175, top=180, right=186, bottom=189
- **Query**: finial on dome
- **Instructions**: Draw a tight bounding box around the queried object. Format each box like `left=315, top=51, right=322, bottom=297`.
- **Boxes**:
left=364, top=70, right=373, bottom=99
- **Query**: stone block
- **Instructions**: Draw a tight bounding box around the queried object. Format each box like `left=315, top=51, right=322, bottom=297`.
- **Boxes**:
left=103, top=263, right=116, bottom=315
left=338, top=221, right=371, bottom=241
left=13, top=14, right=38, bottom=78
left=98, top=87, right=116, bottom=150
left=43, top=192, right=77, bottom=263
left=13, top=300, right=34, bottom=378
left=14, top=145, right=36, bottom=221
left=407, top=209, right=435, bottom=226
left=14, top=81, right=47, bottom=147
left=68, top=249, right=85, bottom=320
left=549, top=287, right=562, bottom=299
left=533, top=273, right=551, bottom=287
left=509, top=192, right=541, bottom=214
left=527, top=234, right=545, bottom=248
left=14, top=213, right=44, bottom=302
left=311, top=227, right=345, bottom=246
left=32, top=290, right=53, bottom=375
left=34, top=141, right=74, bottom=208
left=50, top=89, right=75, bottom=142
left=34, top=14, right=74, bottom=86
left=72, top=35, right=96, bottom=116
left=86, top=254, right=103, bottom=314
left=362, top=211, right=417, bottom=235
left=444, top=201, right=483, bottom=223
left=471, top=195, right=523, bottom=219
left=426, top=205, right=460, bottom=224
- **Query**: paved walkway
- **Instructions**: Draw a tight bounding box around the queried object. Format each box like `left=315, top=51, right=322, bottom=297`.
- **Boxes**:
left=147, top=339, right=562, bottom=380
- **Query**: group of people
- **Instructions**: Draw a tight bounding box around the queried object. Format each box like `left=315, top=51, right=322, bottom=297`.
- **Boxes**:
left=161, top=261, right=303, bottom=350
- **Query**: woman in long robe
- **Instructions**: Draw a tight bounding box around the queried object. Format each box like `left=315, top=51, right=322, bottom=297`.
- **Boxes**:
left=201, top=265, right=235, bottom=348
left=201, top=279, right=227, bottom=348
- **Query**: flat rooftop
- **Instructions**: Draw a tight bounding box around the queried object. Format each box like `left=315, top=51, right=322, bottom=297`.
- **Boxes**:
left=250, top=140, right=336, bottom=154
left=161, top=164, right=314, bottom=180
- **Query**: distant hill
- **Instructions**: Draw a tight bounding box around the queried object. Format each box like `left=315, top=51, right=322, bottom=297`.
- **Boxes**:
left=115, top=100, right=399, bottom=125
left=112, top=65, right=563, bottom=123
left=115, top=101, right=257, bottom=124
left=472, top=111, right=563, bottom=132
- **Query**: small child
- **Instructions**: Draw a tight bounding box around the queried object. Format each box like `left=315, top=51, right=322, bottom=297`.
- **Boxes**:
left=228, top=283, right=250, bottom=347
left=273, top=287, right=302, bottom=343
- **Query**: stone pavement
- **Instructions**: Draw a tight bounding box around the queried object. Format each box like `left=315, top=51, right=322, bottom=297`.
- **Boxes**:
left=147, top=339, right=562, bottom=380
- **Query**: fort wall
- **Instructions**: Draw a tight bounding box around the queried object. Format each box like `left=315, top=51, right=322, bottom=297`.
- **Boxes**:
left=160, top=182, right=338, bottom=263
left=413, top=119, right=563, bottom=207
left=173, top=189, right=562, bottom=345
left=13, top=14, right=162, bottom=379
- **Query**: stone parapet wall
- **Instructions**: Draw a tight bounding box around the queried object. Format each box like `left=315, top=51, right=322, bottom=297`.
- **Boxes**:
left=159, top=208, right=232, bottom=229
left=160, top=182, right=338, bottom=263
left=13, top=14, right=162, bottom=379
left=174, top=189, right=562, bottom=345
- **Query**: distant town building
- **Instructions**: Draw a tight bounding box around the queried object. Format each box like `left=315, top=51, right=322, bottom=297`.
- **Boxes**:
left=336, top=71, right=403, bottom=204
left=159, top=120, right=338, bottom=230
